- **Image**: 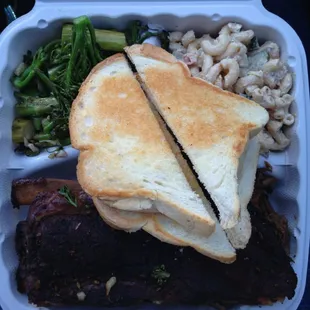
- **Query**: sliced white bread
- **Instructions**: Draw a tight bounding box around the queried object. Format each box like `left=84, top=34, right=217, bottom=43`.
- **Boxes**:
left=93, top=99, right=236, bottom=263
left=125, top=44, right=269, bottom=230
left=93, top=197, right=152, bottom=232
left=225, top=136, right=260, bottom=249
left=93, top=198, right=236, bottom=264
left=69, top=53, right=215, bottom=236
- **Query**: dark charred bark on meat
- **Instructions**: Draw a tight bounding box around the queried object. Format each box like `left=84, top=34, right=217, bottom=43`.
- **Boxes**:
left=15, top=170, right=297, bottom=308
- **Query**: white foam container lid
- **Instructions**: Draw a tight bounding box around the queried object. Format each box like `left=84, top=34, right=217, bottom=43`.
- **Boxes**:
left=0, top=0, right=309, bottom=309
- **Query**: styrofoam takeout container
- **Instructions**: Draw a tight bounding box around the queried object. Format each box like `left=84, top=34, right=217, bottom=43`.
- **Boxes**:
left=0, top=0, right=309, bottom=309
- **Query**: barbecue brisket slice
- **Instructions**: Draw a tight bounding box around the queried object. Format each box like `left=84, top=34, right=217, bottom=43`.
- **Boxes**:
left=15, top=170, right=297, bottom=308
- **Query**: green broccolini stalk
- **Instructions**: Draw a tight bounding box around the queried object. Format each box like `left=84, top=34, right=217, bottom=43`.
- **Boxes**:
left=12, top=118, right=35, bottom=144
left=35, top=68, right=71, bottom=117
left=47, top=63, right=66, bottom=82
left=65, top=16, right=102, bottom=88
left=15, top=97, right=59, bottom=117
left=62, top=24, right=127, bottom=52
left=13, top=47, right=47, bottom=89
left=12, top=16, right=169, bottom=157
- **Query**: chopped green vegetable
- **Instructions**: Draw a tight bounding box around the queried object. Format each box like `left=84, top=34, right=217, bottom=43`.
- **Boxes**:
left=59, top=185, right=77, bottom=207
left=247, top=50, right=269, bottom=71
left=33, top=118, right=42, bottom=131
left=15, top=97, right=59, bottom=117
left=151, top=265, right=170, bottom=285
left=42, top=117, right=55, bottom=134
left=12, top=118, right=34, bottom=144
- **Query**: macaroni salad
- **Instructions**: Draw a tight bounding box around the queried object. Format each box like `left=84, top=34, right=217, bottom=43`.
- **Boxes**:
left=168, top=23, right=294, bottom=152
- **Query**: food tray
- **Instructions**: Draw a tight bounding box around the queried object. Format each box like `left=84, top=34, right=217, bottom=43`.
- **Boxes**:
left=0, top=0, right=309, bottom=309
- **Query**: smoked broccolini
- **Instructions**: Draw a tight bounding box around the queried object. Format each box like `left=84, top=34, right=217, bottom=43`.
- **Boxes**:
left=12, top=16, right=169, bottom=157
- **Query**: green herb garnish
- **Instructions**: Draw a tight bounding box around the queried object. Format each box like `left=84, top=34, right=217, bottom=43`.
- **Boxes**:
left=248, top=36, right=260, bottom=52
left=151, top=265, right=170, bottom=285
left=59, top=185, right=77, bottom=207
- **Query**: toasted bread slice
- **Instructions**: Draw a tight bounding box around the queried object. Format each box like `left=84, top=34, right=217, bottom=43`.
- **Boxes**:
left=93, top=100, right=236, bottom=263
left=125, top=44, right=269, bottom=229
left=93, top=198, right=236, bottom=264
left=69, top=53, right=215, bottom=236
left=225, top=136, right=260, bottom=249
left=95, top=137, right=259, bottom=251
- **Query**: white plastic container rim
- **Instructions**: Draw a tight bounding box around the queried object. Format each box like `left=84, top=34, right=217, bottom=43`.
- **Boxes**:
left=0, top=1, right=309, bottom=310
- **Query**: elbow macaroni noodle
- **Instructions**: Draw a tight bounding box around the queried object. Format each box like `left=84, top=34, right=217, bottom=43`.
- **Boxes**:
left=169, top=23, right=295, bottom=152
